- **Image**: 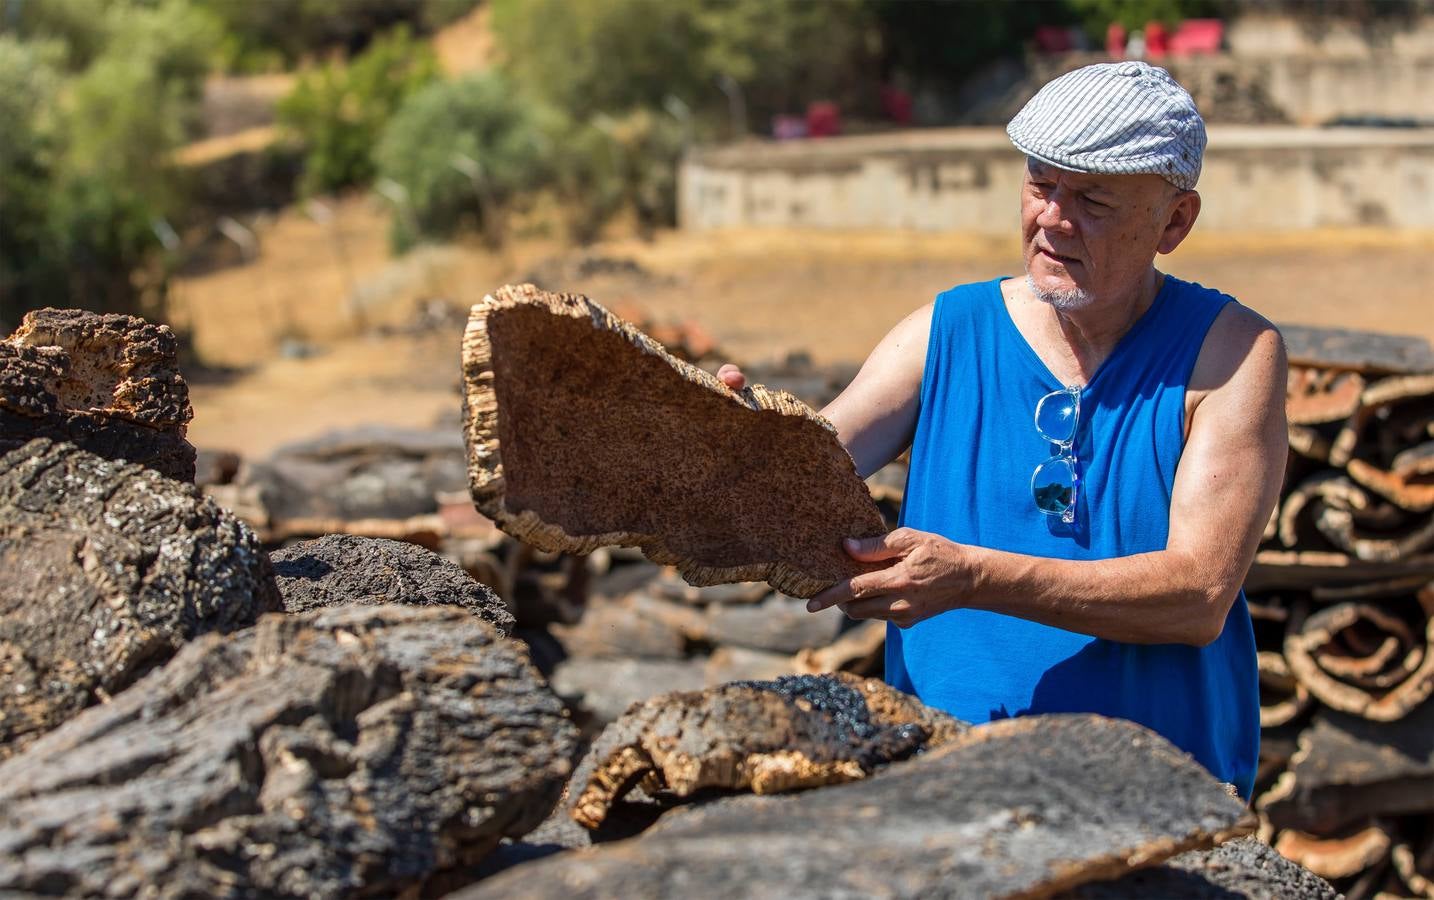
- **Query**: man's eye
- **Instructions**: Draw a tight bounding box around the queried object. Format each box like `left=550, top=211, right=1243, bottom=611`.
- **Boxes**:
left=1083, top=196, right=1111, bottom=211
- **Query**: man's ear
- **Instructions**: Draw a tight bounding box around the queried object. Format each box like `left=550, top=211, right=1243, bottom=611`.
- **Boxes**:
left=1157, top=190, right=1201, bottom=255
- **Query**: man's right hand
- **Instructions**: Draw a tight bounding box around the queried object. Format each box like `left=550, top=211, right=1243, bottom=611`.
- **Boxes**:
left=716, top=364, right=746, bottom=390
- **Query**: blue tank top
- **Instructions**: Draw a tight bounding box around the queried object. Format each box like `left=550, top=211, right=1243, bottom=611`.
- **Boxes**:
left=887, top=275, right=1259, bottom=796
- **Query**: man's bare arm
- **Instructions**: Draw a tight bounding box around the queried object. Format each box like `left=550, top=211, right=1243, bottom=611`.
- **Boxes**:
left=719, top=304, right=932, bottom=478
left=811, top=304, right=1288, bottom=646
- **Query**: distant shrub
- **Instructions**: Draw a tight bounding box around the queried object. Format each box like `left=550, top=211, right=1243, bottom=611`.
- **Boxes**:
left=374, top=73, right=553, bottom=250
left=489, top=0, right=878, bottom=137
left=278, top=27, right=439, bottom=197
left=194, top=0, right=481, bottom=70
left=550, top=109, right=686, bottom=243
left=0, top=0, right=217, bottom=324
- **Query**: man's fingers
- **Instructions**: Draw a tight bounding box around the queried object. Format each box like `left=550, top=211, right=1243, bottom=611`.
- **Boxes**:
left=808, top=570, right=895, bottom=612
left=838, top=596, right=913, bottom=622
left=843, top=528, right=917, bottom=562
left=716, top=363, right=746, bottom=390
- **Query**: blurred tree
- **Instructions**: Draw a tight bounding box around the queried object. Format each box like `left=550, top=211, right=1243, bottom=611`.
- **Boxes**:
left=871, top=0, right=1074, bottom=87
left=0, top=36, right=63, bottom=327
left=1069, top=0, right=1217, bottom=32
left=489, top=0, right=878, bottom=136
left=0, top=0, right=217, bottom=323
left=549, top=108, right=686, bottom=243
left=193, top=0, right=481, bottom=71
left=374, top=72, right=552, bottom=250
left=278, top=26, right=439, bottom=197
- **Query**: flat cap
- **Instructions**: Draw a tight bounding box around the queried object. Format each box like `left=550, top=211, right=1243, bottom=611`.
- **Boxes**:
left=1007, top=61, right=1206, bottom=190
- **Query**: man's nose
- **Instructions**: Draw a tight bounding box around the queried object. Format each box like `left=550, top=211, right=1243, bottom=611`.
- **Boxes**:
left=1036, top=196, right=1072, bottom=232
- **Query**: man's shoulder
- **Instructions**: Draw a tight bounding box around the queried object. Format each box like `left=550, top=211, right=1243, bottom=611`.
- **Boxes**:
left=1190, top=294, right=1286, bottom=396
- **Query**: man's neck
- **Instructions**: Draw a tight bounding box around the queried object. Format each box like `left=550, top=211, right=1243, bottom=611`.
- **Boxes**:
left=1010, top=268, right=1165, bottom=384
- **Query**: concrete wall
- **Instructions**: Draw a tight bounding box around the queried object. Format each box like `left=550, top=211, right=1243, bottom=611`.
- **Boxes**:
left=679, top=127, right=1434, bottom=234
left=1026, top=53, right=1434, bottom=125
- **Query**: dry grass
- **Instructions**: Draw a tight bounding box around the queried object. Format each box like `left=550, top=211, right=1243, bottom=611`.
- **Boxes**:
left=176, top=205, right=1434, bottom=455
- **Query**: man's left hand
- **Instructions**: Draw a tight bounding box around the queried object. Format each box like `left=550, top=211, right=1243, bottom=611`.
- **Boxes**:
left=807, top=528, right=976, bottom=628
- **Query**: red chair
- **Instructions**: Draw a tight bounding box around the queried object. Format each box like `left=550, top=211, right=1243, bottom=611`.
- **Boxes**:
left=1169, top=19, right=1224, bottom=55
left=806, top=102, right=841, bottom=138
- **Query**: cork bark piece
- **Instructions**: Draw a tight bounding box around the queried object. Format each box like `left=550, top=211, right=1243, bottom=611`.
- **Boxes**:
left=269, top=533, right=514, bottom=634
left=1059, top=838, right=1338, bottom=899
left=1258, top=651, right=1313, bottom=729
left=0, top=604, right=578, bottom=898
left=0, top=439, right=280, bottom=759
left=1284, top=590, right=1434, bottom=721
left=1278, top=324, right=1434, bottom=375
left=569, top=672, right=966, bottom=830
left=1273, top=821, right=1392, bottom=880
left=457, top=715, right=1254, bottom=900
left=1, top=308, right=195, bottom=481
left=1259, top=703, right=1434, bottom=834
left=1285, top=366, right=1365, bottom=425
left=461, top=284, right=887, bottom=599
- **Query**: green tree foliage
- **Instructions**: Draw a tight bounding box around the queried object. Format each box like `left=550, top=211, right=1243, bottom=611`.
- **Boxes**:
left=0, top=37, right=64, bottom=326
left=192, top=0, right=480, bottom=71
left=489, top=0, right=879, bottom=135
left=0, top=0, right=218, bottom=324
left=1068, top=0, right=1217, bottom=32
left=374, top=73, right=553, bottom=250
left=278, top=27, right=439, bottom=197
left=871, top=0, right=1076, bottom=86
left=550, top=110, right=686, bottom=243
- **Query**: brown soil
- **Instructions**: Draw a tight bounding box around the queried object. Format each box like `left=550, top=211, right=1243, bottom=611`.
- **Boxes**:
left=176, top=205, right=1434, bottom=457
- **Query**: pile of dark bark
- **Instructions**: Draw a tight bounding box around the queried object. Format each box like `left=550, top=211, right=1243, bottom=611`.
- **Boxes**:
left=1238, top=326, right=1434, bottom=898
left=0, top=308, right=1342, bottom=898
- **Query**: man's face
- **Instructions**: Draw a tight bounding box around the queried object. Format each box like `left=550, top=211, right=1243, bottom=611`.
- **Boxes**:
left=1020, top=159, right=1193, bottom=309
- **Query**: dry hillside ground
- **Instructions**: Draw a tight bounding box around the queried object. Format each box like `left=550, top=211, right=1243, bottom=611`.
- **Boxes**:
left=174, top=200, right=1434, bottom=456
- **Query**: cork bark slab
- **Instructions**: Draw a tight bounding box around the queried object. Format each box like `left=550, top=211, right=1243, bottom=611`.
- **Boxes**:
left=0, top=439, right=280, bottom=760
left=1283, top=588, right=1434, bottom=721
left=269, top=533, right=515, bottom=634
left=1260, top=702, right=1434, bottom=834
left=0, top=604, right=577, bottom=898
left=0, top=308, right=195, bottom=481
left=461, top=284, right=887, bottom=599
left=457, top=715, right=1254, bottom=900
left=568, top=672, right=967, bottom=830
left=1059, top=838, right=1338, bottom=899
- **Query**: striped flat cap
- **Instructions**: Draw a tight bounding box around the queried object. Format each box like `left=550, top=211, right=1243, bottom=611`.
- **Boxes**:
left=1007, top=61, right=1206, bottom=190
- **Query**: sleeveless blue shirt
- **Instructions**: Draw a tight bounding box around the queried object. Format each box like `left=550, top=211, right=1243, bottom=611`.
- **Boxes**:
left=887, top=275, right=1259, bottom=796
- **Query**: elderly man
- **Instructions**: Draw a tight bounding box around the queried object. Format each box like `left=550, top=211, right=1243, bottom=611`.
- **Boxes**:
left=720, top=62, right=1286, bottom=797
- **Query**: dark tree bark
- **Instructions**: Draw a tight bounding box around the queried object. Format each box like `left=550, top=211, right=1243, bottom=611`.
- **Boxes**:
left=1, top=308, right=195, bottom=481
left=0, top=438, right=280, bottom=759
left=0, top=604, right=578, bottom=898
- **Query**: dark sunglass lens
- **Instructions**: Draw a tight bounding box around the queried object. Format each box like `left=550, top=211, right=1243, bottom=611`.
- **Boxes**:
left=1032, top=457, right=1076, bottom=515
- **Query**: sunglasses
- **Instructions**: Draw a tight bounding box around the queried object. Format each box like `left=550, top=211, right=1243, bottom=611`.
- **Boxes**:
left=1032, top=385, right=1080, bottom=524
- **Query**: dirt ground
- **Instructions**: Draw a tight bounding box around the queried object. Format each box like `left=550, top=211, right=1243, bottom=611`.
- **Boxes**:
left=177, top=201, right=1434, bottom=457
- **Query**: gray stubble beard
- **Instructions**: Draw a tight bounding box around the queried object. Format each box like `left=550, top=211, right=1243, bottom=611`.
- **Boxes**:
left=1026, top=273, right=1094, bottom=311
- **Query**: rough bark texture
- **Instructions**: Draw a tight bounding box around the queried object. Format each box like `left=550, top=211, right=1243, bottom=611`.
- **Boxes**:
left=0, top=438, right=280, bottom=759
left=458, top=715, right=1254, bottom=900
left=1060, top=838, right=1338, bottom=899
left=1283, top=593, right=1434, bottom=720
left=461, top=284, right=887, bottom=599
left=1279, top=324, right=1434, bottom=375
left=269, top=533, right=514, bottom=634
left=569, top=673, right=967, bottom=830
left=1260, top=703, right=1434, bottom=834
left=238, top=425, right=468, bottom=523
left=0, top=604, right=578, bottom=898
left=0, top=308, right=195, bottom=481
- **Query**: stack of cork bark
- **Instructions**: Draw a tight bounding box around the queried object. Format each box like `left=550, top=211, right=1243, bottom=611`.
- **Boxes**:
left=3, top=306, right=1335, bottom=899
left=1242, top=325, right=1434, bottom=899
